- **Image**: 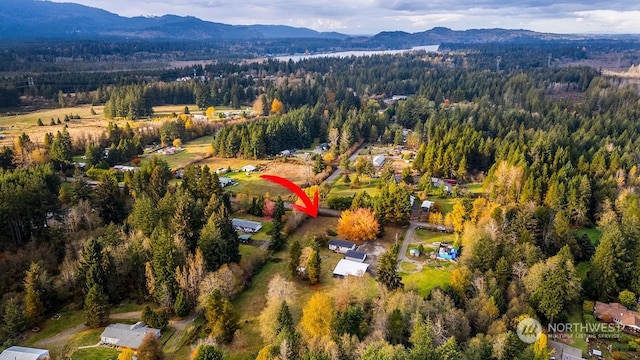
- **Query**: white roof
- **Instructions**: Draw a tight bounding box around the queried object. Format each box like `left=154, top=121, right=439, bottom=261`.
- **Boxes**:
left=373, top=155, right=385, bottom=162
left=241, top=165, right=257, bottom=172
left=101, top=322, right=160, bottom=349
left=219, top=176, right=234, bottom=184
left=333, top=259, right=369, bottom=277
left=421, top=200, right=434, bottom=208
left=0, top=346, right=49, bottom=360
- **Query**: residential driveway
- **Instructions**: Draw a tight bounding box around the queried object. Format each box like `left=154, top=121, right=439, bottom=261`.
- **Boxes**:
left=324, top=144, right=366, bottom=183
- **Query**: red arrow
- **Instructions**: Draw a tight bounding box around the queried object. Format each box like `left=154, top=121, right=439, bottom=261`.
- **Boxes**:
left=260, top=174, right=319, bottom=217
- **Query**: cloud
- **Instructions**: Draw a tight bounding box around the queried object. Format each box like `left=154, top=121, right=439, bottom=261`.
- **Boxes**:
left=50, top=0, right=640, bottom=35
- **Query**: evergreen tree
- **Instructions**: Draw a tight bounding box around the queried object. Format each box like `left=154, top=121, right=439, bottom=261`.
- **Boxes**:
left=377, top=244, right=403, bottom=291
left=193, top=345, right=224, bottom=360
left=386, top=308, right=408, bottom=345
left=2, top=297, right=27, bottom=338
left=289, top=239, right=302, bottom=277
left=174, top=290, right=190, bottom=317
left=276, top=300, right=294, bottom=335
left=24, top=262, right=45, bottom=326
left=84, top=284, right=109, bottom=328
left=198, top=197, right=240, bottom=272
left=307, top=247, right=321, bottom=285
left=269, top=196, right=286, bottom=251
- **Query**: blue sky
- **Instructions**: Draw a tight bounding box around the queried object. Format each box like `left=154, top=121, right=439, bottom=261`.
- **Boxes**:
left=52, top=0, right=640, bottom=35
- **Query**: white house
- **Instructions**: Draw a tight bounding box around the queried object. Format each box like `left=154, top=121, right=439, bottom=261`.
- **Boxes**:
left=193, top=114, right=207, bottom=120
left=232, top=218, right=263, bottom=233
left=219, top=176, right=236, bottom=188
left=329, top=239, right=356, bottom=254
left=372, top=155, right=386, bottom=167
left=0, top=346, right=50, bottom=360
left=101, top=322, right=161, bottom=350
left=333, top=259, right=369, bottom=278
left=240, top=165, right=257, bottom=173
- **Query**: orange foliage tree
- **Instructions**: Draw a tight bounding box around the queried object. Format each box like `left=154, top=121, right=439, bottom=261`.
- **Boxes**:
left=271, top=99, right=284, bottom=114
left=336, top=208, right=379, bottom=242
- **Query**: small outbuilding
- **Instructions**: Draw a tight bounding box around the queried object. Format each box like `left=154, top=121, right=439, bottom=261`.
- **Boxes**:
left=332, top=259, right=369, bottom=278
left=372, top=155, right=386, bottom=167
left=345, top=250, right=367, bottom=263
left=0, top=346, right=50, bottom=360
left=437, top=244, right=458, bottom=260
left=409, top=248, right=421, bottom=257
left=232, top=218, right=263, bottom=233
left=329, top=239, right=356, bottom=254
left=238, top=234, right=252, bottom=243
left=421, top=200, right=434, bottom=211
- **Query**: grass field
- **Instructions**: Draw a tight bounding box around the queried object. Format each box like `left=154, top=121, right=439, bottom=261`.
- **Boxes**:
left=328, top=175, right=382, bottom=196
left=71, top=347, right=119, bottom=360
left=466, top=183, right=483, bottom=194
left=401, top=266, right=452, bottom=297
left=413, top=229, right=455, bottom=244
left=66, top=328, right=102, bottom=348
left=23, top=309, right=86, bottom=346
left=575, top=227, right=602, bottom=245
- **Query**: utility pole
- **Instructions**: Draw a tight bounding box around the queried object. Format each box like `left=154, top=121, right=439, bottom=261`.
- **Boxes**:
left=496, top=56, right=502, bottom=72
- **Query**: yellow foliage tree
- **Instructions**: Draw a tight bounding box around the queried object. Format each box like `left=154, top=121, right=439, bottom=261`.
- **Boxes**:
left=337, top=208, right=379, bottom=242
left=450, top=266, right=472, bottom=300
left=271, top=99, right=284, bottom=114
left=533, top=333, right=552, bottom=360
left=173, top=138, right=183, bottom=148
left=445, top=200, right=467, bottom=234
left=205, top=107, right=216, bottom=119
left=118, top=348, right=134, bottom=360
left=300, top=292, right=334, bottom=342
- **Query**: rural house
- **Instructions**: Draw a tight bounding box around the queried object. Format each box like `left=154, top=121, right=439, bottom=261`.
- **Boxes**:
left=232, top=218, right=262, bottom=233
left=0, top=346, right=50, bottom=360
left=437, top=243, right=459, bottom=260
left=548, top=340, right=585, bottom=360
left=421, top=200, right=434, bottom=211
left=594, top=302, right=640, bottom=332
left=332, top=259, right=369, bottom=278
left=372, top=155, right=386, bottom=167
left=219, top=176, right=236, bottom=188
left=101, top=322, right=161, bottom=350
left=329, top=239, right=356, bottom=253
left=240, top=165, right=257, bottom=173
left=345, top=250, right=367, bottom=263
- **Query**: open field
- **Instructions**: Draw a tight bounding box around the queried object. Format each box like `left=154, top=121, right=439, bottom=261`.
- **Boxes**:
left=71, top=347, right=119, bottom=360
left=413, top=228, right=455, bottom=244
left=401, top=264, right=453, bottom=297
left=575, top=227, right=601, bottom=245
left=326, top=175, right=382, bottom=199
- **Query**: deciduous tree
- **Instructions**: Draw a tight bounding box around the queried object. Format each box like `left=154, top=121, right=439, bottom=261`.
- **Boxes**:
left=337, top=208, right=379, bottom=242
left=136, top=332, right=164, bottom=360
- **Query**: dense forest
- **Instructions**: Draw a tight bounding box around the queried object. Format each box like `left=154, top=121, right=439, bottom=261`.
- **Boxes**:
left=1, top=41, right=640, bottom=359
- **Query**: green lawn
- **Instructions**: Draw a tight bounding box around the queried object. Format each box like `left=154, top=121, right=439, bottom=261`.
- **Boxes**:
left=465, top=183, right=483, bottom=194
left=574, top=227, right=601, bottom=245
left=71, top=347, right=119, bottom=360
left=23, top=309, right=86, bottom=346
left=413, top=229, right=455, bottom=244
left=225, top=171, right=294, bottom=198
left=576, top=262, right=590, bottom=281
left=327, top=175, right=382, bottom=198
left=401, top=266, right=452, bottom=297
left=565, top=305, right=589, bottom=355
left=66, top=328, right=102, bottom=348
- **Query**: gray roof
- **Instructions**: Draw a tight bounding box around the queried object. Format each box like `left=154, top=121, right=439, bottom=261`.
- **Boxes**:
left=329, top=239, right=356, bottom=249
left=101, top=322, right=160, bottom=349
left=345, top=250, right=367, bottom=260
left=232, top=218, right=262, bottom=230
left=0, top=346, right=49, bottom=360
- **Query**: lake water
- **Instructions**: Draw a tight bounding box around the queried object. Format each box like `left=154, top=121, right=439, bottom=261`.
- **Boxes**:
left=273, top=45, right=440, bottom=62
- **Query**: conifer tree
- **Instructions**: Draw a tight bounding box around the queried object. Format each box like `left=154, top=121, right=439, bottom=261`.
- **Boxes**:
left=84, top=284, right=109, bottom=328
left=269, top=196, right=286, bottom=251
left=289, top=240, right=302, bottom=277
left=24, top=262, right=45, bottom=326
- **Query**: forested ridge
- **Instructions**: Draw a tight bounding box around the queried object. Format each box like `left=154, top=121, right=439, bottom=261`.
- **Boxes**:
left=1, top=43, right=640, bottom=359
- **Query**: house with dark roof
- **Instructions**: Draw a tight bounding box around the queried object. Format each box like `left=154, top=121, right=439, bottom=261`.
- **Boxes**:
left=232, top=218, right=262, bottom=233
left=345, top=250, right=367, bottom=263
left=594, top=302, right=640, bottom=332
left=0, top=346, right=50, bottom=360
left=329, top=239, right=356, bottom=254
left=100, top=322, right=161, bottom=350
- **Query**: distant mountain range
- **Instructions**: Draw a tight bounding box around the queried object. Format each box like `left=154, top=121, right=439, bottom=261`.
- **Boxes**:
left=1, top=0, right=638, bottom=45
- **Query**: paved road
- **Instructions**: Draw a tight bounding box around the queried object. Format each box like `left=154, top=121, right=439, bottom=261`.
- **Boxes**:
left=324, top=144, right=366, bottom=183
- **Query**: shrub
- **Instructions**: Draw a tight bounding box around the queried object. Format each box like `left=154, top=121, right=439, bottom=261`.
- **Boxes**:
left=583, top=300, right=595, bottom=314
left=327, top=196, right=353, bottom=210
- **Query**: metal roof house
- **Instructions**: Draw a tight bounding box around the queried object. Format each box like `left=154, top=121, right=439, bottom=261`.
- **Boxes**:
left=329, top=239, right=356, bottom=254
left=219, top=176, right=237, bottom=188
left=0, top=346, right=50, bottom=360
left=240, top=165, right=257, bottom=172
left=333, top=259, right=369, bottom=278
left=232, top=218, right=263, bottom=233
left=101, top=322, right=161, bottom=350
left=345, top=250, right=367, bottom=263
left=372, top=155, right=386, bottom=167
left=421, top=200, right=434, bottom=211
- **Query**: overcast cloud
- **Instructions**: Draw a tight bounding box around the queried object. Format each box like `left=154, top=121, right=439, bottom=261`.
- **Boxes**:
left=52, top=0, right=640, bottom=35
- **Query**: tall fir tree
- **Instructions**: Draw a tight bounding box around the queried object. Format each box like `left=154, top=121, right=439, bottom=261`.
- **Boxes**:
left=84, top=284, right=109, bottom=328
left=269, top=196, right=286, bottom=251
left=289, top=239, right=302, bottom=277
